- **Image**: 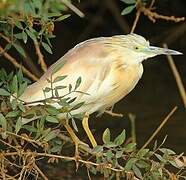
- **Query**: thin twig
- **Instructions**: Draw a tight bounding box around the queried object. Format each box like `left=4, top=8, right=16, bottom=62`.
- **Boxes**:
left=34, top=41, right=47, bottom=72
left=163, top=44, right=186, bottom=108
left=0, top=46, right=38, bottom=81
left=1, top=129, right=42, bottom=146
left=129, top=113, right=136, bottom=144
left=141, top=106, right=177, bottom=149
left=141, top=7, right=185, bottom=23
left=104, top=110, right=123, bottom=117
left=33, top=164, right=48, bottom=180
left=61, top=0, right=84, bottom=18
left=131, top=10, right=141, bottom=33
left=0, top=32, right=42, bottom=77
left=3, top=151, right=124, bottom=172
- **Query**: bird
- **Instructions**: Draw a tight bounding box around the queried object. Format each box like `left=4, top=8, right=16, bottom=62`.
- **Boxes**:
left=19, top=33, right=182, bottom=150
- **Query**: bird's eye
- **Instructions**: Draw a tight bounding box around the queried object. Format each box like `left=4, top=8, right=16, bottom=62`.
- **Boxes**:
left=135, top=46, right=139, bottom=50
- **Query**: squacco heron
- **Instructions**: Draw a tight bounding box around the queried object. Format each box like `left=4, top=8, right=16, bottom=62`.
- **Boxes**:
left=19, top=33, right=181, bottom=151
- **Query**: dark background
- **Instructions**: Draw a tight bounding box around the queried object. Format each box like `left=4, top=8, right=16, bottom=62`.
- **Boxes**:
left=0, top=0, right=185, bottom=168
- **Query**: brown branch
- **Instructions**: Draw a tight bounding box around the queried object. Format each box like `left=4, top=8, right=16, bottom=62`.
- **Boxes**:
left=33, top=163, right=48, bottom=180
left=141, top=106, right=177, bottom=149
left=131, top=10, right=141, bottom=33
left=1, top=128, right=42, bottom=146
left=141, top=7, right=185, bottom=23
left=131, top=0, right=185, bottom=33
left=61, top=0, right=84, bottom=18
left=130, top=0, right=142, bottom=33
left=0, top=46, right=38, bottom=81
left=0, top=32, right=42, bottom=77
left=34, top=41, right=47, bottom=72
left=163, top=44, right=186, bottom=108
left=3, top=151, right=124, bottom=172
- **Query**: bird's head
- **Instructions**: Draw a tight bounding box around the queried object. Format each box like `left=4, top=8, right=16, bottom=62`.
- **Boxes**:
left=111, top=34, right=182, bottom=64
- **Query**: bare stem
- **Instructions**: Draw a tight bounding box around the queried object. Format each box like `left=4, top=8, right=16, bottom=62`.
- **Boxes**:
left=0, top=46, right=38, bottom=81
left=141, top=106, right=177, bottom=149
left=34, top=41, right=47, bottom=72
left=61, top=0, right=84, bottom=18
left=163, top=44, right=186, bottom=108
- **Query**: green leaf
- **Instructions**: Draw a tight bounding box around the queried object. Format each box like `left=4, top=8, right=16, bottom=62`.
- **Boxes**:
left=71, top=118, right=78, bottom=132
left=54, top=88, right=59, bottom=97
left=46, top=107, right=60, bottom=115
left=68, top=97, right=76, bottom=104
left=0, top=113, right=7, bottom=139
left=137, top=148, right=149, bottom=157
left=50, top=145, right=62, bottom=153
left=25, top=29, right=37, bottom=42
left=15, top=117, right=22, bottom=134
left=105, top=142, right=117, bottom=148
left=71, top=102, right=84, bottom=110
left=114, top=129, right=126, bottom=146
left=136, top=160, right=150, bottom=169
left=53, top=75, right=67, bottom=83
left=74, top=77, right=82, bottom=90
left=121, top=0, right=136, bottom=4
left=46, top=116, right=59, bottom=123
left=116, top=150, right=124, bottom=158
left=4, top=43, right=12, bottom=52
left=43, top=130, right=57, bottom=142
left=90, top=166, right=97, bottom=175
left=106, top=150, right=113, bottom=161
left=43, top=87, right=51, bottom=92
left=55, top=14, right=71, bottom=21
left=124, top=142, right=136, bottom=152
left=55, top=86, right=67, bottom=90
left=58, top=98, right=70, bottom=107
left=0, top=88, right=10, bottom=96
left=47, top=12, right=62, bottom=17
left=92, top=145, right=103, bottom=154
left=22, top=125, right=37, bottom=132
left=154, top=153, right=166, bottom=163
left=102, top=128, right=110, bottom=144
left=42, top=42, right=52, bottom=54
left=22, top=31, right=28, bottom=43
left=17, top=69, right=24, bottom=84
left=125, top=158, right=138, bottom=171
left=11, top=75, right=18, bottom=94
left=132, top=164, right=143, bottom=179
left=15, top=21, right=23, bottom=29
left=13, top=43, right=26, bottom=58
left=32, top=0, right=42, bottom=9
left=18, top=102, right=25, bottom=112
left=11, top=99, right=17, bottom=110
left=159, top=148, right=176, bottom=155
left=6, top=111, right=19, bottom=118
left=14, top=33, right=23, bottom=39
left=17, top=82, right=27, bottom=97
left=69, top=84, right=72, bottom=92
left=121, top=5, right=136, bottom=15
left=0, top=113, right=7, bottom=130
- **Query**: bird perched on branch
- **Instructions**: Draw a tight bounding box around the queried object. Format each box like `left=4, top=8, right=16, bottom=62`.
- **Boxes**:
left=19, top=33, right=181, bottom=151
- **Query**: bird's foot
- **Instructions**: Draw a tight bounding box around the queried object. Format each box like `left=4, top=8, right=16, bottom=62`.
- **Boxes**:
left=82, top=113, right=98, bottom=148
left=104, top=110, right=123, bottom=117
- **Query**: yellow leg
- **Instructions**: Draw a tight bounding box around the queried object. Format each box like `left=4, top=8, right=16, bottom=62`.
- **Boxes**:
left=63, top=121, right=80, bottom=158
left=82, top=113, right=97, bottom=148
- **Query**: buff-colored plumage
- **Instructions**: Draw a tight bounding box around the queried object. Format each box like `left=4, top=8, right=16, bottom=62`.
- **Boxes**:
left=20, top=34, right=181, bottom=117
